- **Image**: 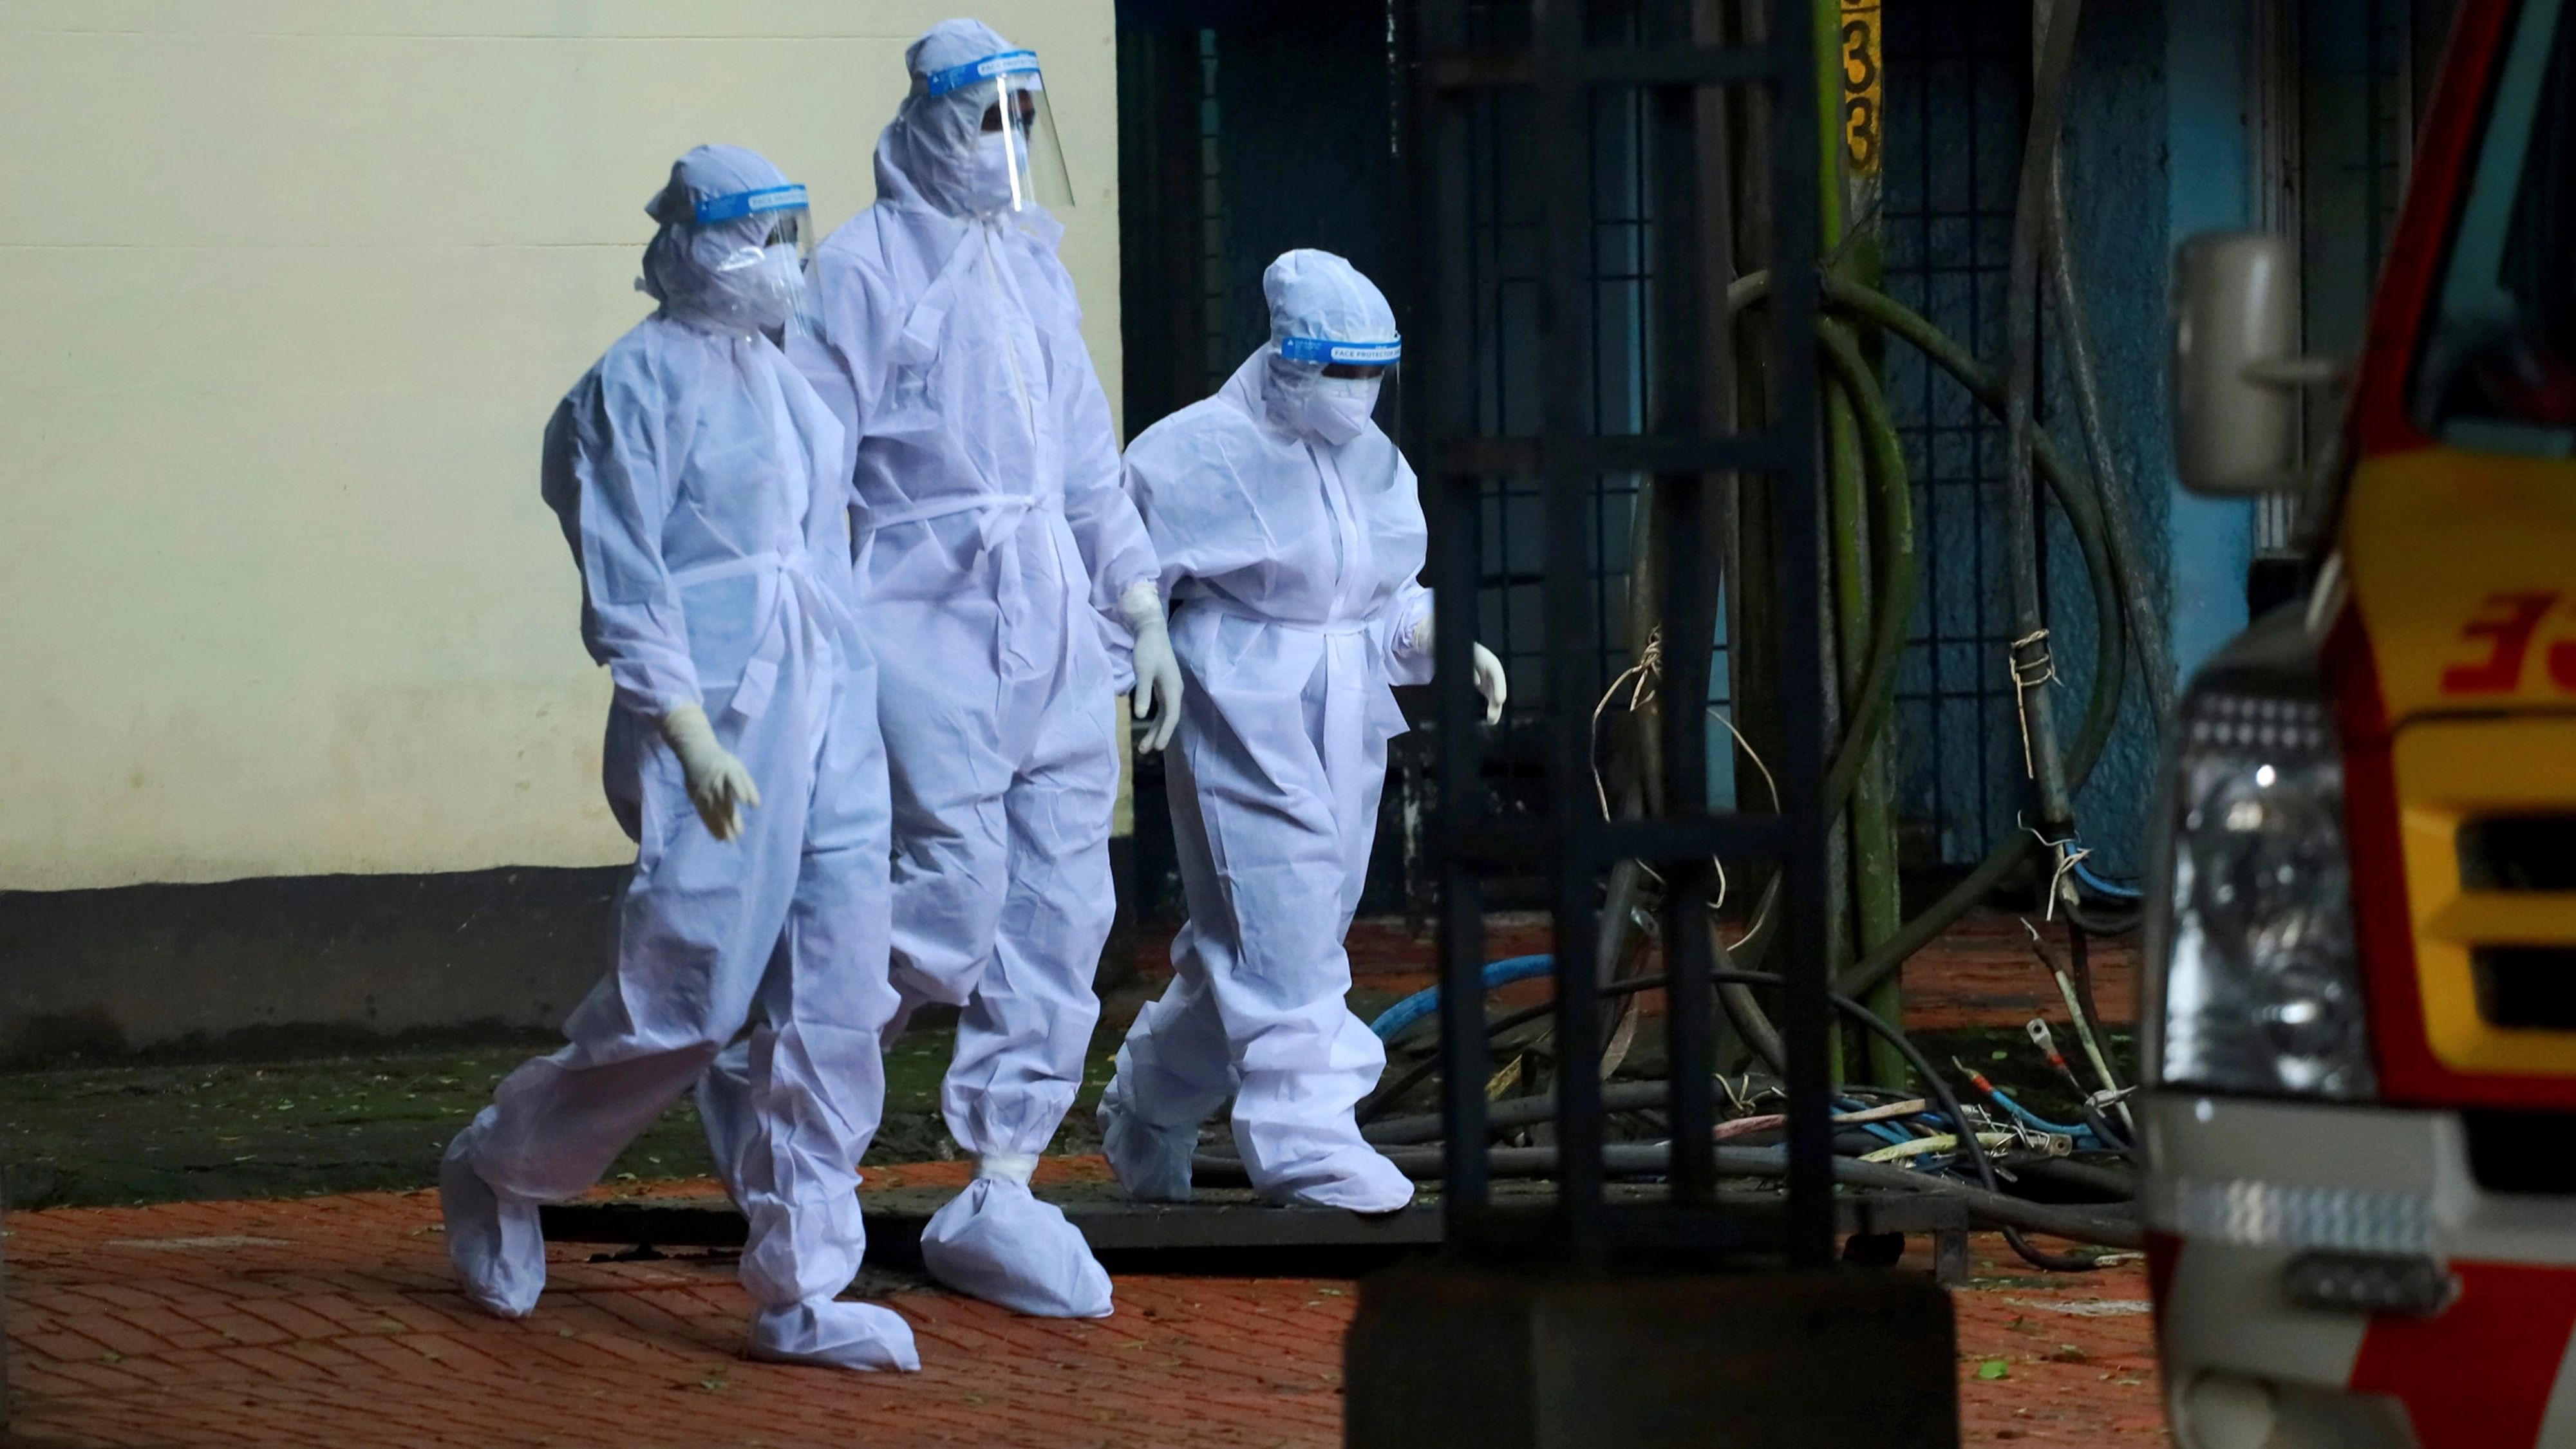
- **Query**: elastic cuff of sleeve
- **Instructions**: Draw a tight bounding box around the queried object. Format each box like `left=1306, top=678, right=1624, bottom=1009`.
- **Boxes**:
left=616, top=675, right=702, bottom=724
left=1118, top=579, right=1167, bottom=635
left=657, top=698, right=717, bottom=749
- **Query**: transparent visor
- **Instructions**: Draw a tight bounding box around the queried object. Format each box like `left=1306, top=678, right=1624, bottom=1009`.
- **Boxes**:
left=1279, top=335, right=1404, bottom=434
left=694, top=184, right=816, bottom=265
left=694, top=184, right=816, bottom=334
left=926, top=50, right=1074, bottom=210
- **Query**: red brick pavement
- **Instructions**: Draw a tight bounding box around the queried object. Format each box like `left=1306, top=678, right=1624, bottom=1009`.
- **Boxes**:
left=3, top=1179, right=2166, bottom=1448
left=1944, top=1241, right=2167, bottom=1443
left=3, top=1183, right=1351, bottom=1449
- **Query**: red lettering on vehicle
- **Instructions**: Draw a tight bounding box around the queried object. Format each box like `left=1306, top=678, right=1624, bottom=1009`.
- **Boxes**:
left=2441, top=591, right=2559, bottom=694
left=2548, top=617, right=2576, bottom=693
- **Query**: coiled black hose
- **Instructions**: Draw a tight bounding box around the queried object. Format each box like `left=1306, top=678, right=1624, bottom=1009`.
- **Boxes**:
left=1722, top=268, right=2135, bottom=1007
left=1320, top=969, right=2131, bottom=1260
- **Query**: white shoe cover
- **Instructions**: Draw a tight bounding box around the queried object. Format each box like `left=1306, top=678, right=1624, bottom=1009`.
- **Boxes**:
left=745, top=1298, right=922, bottom=1372
left=919, top=1179, right=1114, bottom=1318
left=1099, top=1101, right=1197, bottom=1204
left=438, top=1125, right=546, bottom=1319
left=1260, top=1144, right=1416, bottom=1213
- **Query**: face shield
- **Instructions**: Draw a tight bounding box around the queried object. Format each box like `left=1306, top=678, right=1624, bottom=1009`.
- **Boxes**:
left=1277, top=334, right=1402, bottom=445
left=692, top=182, right=816, bottom=334
left=924, top=48, right=1074, bottom=212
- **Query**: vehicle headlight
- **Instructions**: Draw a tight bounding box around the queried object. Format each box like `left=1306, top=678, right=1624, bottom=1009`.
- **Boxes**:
left=2152, top=689, right=2376, bottom=1099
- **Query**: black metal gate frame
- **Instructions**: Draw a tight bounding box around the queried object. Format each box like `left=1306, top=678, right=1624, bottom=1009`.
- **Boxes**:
left=1413, top=0, right=1838, bottom=1267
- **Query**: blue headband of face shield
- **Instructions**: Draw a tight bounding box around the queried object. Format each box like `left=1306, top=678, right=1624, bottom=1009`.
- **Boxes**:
left=1277, top=336, right=1401, bottom=367
left=691, top=183, right=809, bottom=225
left=921, top=49, right=1044, bottom=97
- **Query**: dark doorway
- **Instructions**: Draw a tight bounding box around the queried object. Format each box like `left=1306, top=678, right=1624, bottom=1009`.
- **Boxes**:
left=1116, top=0, right=1409, bottom=920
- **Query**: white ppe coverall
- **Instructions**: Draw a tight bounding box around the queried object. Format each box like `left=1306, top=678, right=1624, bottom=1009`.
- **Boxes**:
left=705, top=20, right=1156, bottom=1320
left=441, top=145, right=916, bottom=1372
left=1098, top=250, right=1462, bottom=1211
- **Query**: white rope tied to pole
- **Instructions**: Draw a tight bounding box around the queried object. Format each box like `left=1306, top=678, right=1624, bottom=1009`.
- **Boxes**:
left=2008, top=627, right=2058, bottom=777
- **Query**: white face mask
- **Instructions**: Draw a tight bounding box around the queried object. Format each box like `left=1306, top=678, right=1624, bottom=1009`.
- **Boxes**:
left=1299, top=377, right=1380, bottom=446
left=708, top=242, right=804, bottom=331
left=760, top=243, right=804, bottom=286
left=968, top=132, right=1020, bottom=213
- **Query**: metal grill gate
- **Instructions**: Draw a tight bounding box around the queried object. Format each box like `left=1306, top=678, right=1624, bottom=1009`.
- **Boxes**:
left=1411, top=0, right=1840, bottom=1264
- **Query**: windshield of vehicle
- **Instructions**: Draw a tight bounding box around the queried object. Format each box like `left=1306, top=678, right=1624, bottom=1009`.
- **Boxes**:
left=2420, top=0, right=2576, bottom=453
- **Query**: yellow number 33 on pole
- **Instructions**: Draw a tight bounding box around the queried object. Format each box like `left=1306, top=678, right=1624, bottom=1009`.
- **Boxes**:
left=1838, top=0, right=1883, bottom=178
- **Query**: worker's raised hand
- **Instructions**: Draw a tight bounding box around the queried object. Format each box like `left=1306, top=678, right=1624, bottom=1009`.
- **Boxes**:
left=657, top=701, right=762, bottom=841
left=1120, top=581, right=1184, bottom=754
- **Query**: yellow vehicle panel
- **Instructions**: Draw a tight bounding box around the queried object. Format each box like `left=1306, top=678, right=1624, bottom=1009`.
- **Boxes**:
left=2349, top=448, right=2576, bottom=1083
left=2346, top=449, right=2576, bottom=723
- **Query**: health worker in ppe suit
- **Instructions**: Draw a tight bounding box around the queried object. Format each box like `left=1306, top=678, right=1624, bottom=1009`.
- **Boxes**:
left=700, top=21, right=1181, bottom=1320
left=440, top=145, right=918, bottom=1373
left=1096, top=250, right=1507, bottom=1211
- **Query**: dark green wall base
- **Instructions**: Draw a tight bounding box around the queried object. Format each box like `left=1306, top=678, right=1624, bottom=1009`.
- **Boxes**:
left=0, top=866, right=623, bottom=1067
left=3, top=837, right=1143, bottom=1068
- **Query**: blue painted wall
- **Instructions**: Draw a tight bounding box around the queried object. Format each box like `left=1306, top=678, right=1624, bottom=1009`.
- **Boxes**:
left=2161, top=0, right=2262, bottom=686
left=2054, top=0, right=2194, bottom=877
left=1878, top=0, right=2223, bottom=878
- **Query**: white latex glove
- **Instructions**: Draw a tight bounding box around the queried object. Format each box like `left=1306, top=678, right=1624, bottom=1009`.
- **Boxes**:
left=1120, top=581, right=1183, bottom=754
left=1408, top=613, right=1509, bottom=727
left=658, top=701, right=761, bottom=841
left=1471, top=642, right=1509, bottom=726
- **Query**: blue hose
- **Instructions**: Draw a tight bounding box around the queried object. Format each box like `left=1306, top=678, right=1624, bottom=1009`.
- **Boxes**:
left=1368, top=955, right=1556, bottom=1040
left=2072, top=859, right=2142, bottom=901
left=1983, top=1085, right=2093, bottom=1139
